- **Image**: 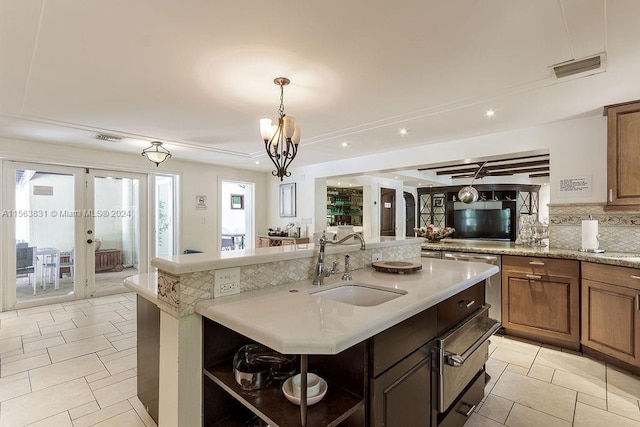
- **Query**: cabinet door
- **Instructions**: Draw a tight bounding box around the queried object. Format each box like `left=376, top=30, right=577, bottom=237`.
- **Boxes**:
left=258, top=237, right=271, bottom=248
left=582, top=279, right=640, bottom=366
left=606, top=101, right=640, bottom=207
left=371, top=348, right=432, bottom=427
left=502, top=271, right=580, bottom=346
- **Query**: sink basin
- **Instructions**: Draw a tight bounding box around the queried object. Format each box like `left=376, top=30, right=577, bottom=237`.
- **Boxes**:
left=310, top=283, right=407, bottom=307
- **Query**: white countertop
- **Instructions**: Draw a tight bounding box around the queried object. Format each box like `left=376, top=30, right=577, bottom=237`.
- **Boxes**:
left=124, top=272, right=158, bottom=303
left=195, top=258, right=498, bottom=355
left=152, top=236, right=421, bottom=275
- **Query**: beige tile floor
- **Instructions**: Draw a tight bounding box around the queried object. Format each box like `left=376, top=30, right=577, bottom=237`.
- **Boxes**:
left=469, top=334, right=640, bottom=426
left=0, top=292, right=156, bottom=427
left=3, top=293, right=640, bottom=426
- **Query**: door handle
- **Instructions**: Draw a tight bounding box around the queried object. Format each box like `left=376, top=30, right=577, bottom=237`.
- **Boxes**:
left=87, top=239, right=93, bottom=244
left=630, top=275, right=640, bottom=280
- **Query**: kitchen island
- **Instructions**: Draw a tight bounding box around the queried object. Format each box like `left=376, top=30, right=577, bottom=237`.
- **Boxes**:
left=125, top=237, right=498, bottom=426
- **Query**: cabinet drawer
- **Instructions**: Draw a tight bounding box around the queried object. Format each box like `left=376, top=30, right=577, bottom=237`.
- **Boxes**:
left=438, top=370, right=485, bottom=427
left=437, top=282, right=484, bottom=335
left=503, top=255, right=579, bottom=277
left=370, top=307, right=437, bottom=378
left=582, top=262, right=640, bottom=291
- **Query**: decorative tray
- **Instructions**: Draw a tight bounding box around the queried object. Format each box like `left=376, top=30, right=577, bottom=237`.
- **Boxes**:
left=372, top=261, right=422, bottom=274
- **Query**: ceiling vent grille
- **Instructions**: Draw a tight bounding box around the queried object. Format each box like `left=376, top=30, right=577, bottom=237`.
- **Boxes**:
left=552, top=54, right=603, bottom=79
left=96, top=133, right=121, bottom=142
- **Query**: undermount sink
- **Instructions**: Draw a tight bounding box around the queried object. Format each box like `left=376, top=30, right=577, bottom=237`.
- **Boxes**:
left=310, top=283, right=407, bottom=307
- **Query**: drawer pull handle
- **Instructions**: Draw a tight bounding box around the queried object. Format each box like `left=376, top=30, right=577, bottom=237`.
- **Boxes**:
left=529, top=261, right=545, bottom=266
left=464, top=300, right=476, bottom=308
left=526, top=274, right=542, bottom=279
left=457, top=402, right=476, bottom=418
left=631, top=275, right=640, bottom=280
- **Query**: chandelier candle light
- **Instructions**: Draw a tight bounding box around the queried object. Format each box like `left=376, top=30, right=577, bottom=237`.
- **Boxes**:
left=142, top=141, right=172, bottom=167
left=260, top=77, right=301, bottom=181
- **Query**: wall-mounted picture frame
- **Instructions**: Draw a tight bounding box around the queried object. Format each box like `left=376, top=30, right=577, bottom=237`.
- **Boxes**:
left=230, top=194, right=244, bottom=210
left=280, top=183, right=296, bottom=217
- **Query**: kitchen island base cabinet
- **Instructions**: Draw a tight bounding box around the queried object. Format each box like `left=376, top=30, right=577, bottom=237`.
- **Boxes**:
left=136, top=296, right=160, bottom=424
left=202, top=319, right=366, bottom=427
left=581, top=262, right=640, bottom=372
left=501, top=256, right=580, bottom=350
left=370, top=345, right=433, bottom=427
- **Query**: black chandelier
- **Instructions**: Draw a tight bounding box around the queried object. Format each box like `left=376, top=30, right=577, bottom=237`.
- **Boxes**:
left=259, top=77, right=301, bottom=181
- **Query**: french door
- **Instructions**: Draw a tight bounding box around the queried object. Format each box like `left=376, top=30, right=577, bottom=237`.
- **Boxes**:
left=2, top=162, right=148, bottom=310
left=85, top=169, right=148, bottom=297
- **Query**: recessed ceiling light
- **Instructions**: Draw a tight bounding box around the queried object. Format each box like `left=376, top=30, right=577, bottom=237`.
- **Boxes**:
left=341, top=142, right=349, bottom=148
left=337, top=182, right=341, bottom=185
left=399, top=129, right=408, bottom=136
left=485, top=109, right=495, bottom=118
left=255, top=161, right=260, bottom=165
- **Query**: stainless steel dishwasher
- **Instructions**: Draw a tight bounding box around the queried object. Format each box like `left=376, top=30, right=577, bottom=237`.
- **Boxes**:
left=442, top=252, right=502, bottom=322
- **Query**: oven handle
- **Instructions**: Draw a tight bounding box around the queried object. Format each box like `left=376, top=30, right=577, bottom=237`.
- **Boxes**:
left=444, top=321, right=502, bottom=367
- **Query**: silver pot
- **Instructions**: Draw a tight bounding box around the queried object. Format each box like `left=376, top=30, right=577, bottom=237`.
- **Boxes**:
left=458, top=186, right=479, bottom=204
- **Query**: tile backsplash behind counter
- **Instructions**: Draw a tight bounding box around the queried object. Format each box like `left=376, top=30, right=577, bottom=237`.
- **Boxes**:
left=549, top=203, right=640, bottom=252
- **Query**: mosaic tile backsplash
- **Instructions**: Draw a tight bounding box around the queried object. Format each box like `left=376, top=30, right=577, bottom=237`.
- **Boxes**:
left=164, top=242, right=423, bottom=317
left=549, top=204, right=640, bottom=252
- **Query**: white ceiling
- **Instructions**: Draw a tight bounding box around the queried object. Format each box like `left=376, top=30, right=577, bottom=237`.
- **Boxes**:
left=1, top=0, right=639, bottom=178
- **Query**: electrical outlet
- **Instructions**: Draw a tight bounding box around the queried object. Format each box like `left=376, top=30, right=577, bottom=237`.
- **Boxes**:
left=372, top=253, right=383, bottom=263
left=214, top=267, right=241, bottom=297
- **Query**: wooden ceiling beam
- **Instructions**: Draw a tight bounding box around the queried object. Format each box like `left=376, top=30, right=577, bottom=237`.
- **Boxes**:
left=417, top=153, right=549, bottom=172
left=436, top=160, right=549, bottom=175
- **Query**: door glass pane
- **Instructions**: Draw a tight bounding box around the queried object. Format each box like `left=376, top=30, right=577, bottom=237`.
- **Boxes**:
left=156, top=175, right=175, bottom=257
left=93, top=175, right=140, bottom=293
left=15, top=169, right=75, bottom=302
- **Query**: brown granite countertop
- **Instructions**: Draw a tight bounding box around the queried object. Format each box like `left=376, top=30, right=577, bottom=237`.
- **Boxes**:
left=421, top=239, right=640, bottom=269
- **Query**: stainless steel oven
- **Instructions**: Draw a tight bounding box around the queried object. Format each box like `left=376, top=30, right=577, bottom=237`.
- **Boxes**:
left=436, top=305, right=501, bottom=426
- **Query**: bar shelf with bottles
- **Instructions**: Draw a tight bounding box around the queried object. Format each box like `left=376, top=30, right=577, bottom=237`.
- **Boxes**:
left=326, top=186, right=363, bottom=226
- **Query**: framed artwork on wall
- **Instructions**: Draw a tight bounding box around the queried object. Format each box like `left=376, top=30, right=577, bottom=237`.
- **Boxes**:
left=231, top=194, right=244, bottom=210
left=280, top=183, right=296, bottom=217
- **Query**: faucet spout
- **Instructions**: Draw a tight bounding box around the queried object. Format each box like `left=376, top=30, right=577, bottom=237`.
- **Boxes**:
left=313, top=232, right=366, bottom=286
left=326, top=233, right=366, bottom=250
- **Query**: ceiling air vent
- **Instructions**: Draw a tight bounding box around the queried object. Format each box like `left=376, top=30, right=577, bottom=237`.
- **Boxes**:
left=552, top=54, right=604, bottom=79
left=96, top=133, right=121, bottom=142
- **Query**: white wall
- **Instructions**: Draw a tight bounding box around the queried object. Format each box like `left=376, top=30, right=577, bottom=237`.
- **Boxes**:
left=279, top=114, right=606, bottom=236
left=0, top=137, right=270, bottom=255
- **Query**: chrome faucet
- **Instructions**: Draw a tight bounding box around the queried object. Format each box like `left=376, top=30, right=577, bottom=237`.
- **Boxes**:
left=342, top=254, right=352, bottom=281
left=313, top=232, right=366, bottom=286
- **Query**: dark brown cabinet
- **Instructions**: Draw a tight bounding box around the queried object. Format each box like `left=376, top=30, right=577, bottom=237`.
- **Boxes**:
left=502, top=256, right=580, bottom=349
left=581, top=262, right=640, bottom=368
left=371, top=346, right=432, bottom=427
left=604, top=100, right=640, bottom=208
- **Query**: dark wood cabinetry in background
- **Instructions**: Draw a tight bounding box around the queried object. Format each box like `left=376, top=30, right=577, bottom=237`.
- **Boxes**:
left=581, top=262, right=640, bottom=368
left=502, top=255, right=580, bottom=349
left=416, top=184, right=540, bottom=240
left=604, top=100, right=640, bottom=209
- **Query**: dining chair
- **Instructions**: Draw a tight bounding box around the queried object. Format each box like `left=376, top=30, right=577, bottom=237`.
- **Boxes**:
left=16, top=246, right=37, bottom=295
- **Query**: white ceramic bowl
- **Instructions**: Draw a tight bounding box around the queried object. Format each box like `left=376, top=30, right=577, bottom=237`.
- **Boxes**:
left=291, top=373, right=321, bottom=398
left=282, top=375, right=328, bottom=406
